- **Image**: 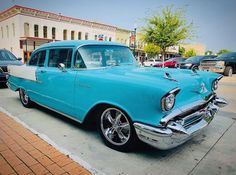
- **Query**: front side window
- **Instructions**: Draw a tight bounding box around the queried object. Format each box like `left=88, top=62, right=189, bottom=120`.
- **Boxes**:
left=48, top=49, right=72, bottom=68
left=77, top=45, right=136, bottom=68
left=29, top=50, right=46, bottom=66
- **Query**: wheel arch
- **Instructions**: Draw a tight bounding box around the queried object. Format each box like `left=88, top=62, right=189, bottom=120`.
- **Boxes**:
left=83, top=102, right=132, bottom=125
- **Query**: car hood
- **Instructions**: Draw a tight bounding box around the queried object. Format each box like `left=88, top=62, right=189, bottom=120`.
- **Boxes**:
left=0, top=60, right=23, bottom=66
left=102, top=66, right=219, bottom=106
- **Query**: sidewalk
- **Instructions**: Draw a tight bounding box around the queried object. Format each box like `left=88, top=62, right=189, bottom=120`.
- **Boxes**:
left=0, top=112, right=91, bottom=175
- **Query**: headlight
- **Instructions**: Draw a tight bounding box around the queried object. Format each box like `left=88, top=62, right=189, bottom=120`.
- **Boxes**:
left=215, top=61, right=225, bottom=67
left=161, top=93, right=176, bottom=111
left=185, top=63, right=192, bottom=67
left=212, top=80, right=218, bottom=91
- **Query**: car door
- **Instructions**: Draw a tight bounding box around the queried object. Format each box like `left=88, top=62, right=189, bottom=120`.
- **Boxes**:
left=26, top=49, right=47, bottom=101
left=36, top=47, right=77, bottom=118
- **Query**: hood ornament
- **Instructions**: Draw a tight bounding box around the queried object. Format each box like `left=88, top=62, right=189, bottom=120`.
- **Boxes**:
left=164, top=72, right=178, bottom=82
left=192, top=82, right=208, bottom=94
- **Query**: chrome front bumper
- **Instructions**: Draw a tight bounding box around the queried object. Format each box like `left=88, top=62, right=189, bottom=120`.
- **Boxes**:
left=134, top=96, right=227, bottom=150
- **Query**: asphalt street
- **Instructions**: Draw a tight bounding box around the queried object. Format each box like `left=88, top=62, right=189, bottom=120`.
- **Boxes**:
left=0, top=75, right=236, bottom=175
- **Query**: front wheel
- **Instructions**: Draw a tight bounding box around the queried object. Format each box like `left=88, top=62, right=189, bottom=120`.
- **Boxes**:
left=224, top=66, right=233, bottom=76
left=19, top=88, right=32, bottom=108
left=97, top=107, right=138, bottom=152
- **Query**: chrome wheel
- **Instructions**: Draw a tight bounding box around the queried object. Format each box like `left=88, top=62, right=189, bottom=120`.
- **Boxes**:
left=100, top=108, right=131, bottom=146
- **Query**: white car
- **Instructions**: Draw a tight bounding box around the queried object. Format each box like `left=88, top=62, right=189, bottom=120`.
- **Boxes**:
left=143, top=58, right=161, bottom=67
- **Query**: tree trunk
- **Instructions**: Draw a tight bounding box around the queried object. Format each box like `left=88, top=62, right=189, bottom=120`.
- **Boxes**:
left=161, top=49, right=166, bottom=68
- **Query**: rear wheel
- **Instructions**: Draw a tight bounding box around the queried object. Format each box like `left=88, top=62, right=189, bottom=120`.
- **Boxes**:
left=19, top=88, right=32, bottom=108
left=224, top=66, right=233, bottom=76
left=97, top=107, right=138, bottom=152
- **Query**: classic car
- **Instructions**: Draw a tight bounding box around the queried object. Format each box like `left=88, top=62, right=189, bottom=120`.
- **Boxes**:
left=178, top=55, right=216, bottom=70
left=154, top=57, right=185, bottom=68
left=200, top=52, right=236, bottom=76
left=0, top=49, right=22, bottom=85
left=7, top=40, right=227, bottom=151
left=143, top=58, right=161, bottom=67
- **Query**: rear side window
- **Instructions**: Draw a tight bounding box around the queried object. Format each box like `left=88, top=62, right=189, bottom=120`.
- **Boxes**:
left=48, top=48, right=72, bottom=68
left=29, top=50, right=46, bottom=67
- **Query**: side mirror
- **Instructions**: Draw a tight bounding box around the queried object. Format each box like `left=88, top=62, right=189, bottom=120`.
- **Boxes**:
left=17, top=57, right=22, bottom=61
left=58, top=63, right=66, bottom=72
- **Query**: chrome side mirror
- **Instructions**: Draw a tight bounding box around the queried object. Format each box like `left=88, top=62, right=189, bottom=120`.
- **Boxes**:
left=58, top=63, right=66, bottom=72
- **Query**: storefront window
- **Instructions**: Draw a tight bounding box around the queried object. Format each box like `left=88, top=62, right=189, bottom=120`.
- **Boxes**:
left=71, top=31, right=75, bottom=40
left=85, top=32, right=88, bottom=40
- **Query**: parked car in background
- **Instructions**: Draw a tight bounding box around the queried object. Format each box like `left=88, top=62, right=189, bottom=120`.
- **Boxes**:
left=154, top=57, right=185, bottom=68
left=0, top=49, right=22, bottom=85
left=200, top=52, right=236, bottom=76
left=143, top=58, right=161, bottom=67
left=7, top=41, right=227, bottom=152
left=178, top=55, right=216, bottom=70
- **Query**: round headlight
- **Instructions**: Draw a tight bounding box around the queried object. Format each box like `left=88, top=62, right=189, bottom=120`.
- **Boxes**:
left=162, top=93, right=175, bottom=111
left=212, top=80, right=218, bottom=91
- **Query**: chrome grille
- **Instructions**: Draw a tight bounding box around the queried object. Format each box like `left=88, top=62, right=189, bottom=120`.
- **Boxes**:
left=200, top=61, right=217, bottom=67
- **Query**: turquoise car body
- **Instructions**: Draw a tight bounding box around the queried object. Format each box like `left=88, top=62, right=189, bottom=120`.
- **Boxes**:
left=8, top=41, right=220, bottom=126
left=7, top=41, right=227, bottom=150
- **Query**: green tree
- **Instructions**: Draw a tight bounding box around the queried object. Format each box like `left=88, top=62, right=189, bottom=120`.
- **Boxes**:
left=184, top=49, right=196, bottom=58
left=205, top=50, right=213, bottom=55
left=217, top=49, right=230, bottom=55
left=144, top=44, right=160, bottom=58
left=179, top=46, right=185, bottom=56
left=142, top=6, right=194, bottom=62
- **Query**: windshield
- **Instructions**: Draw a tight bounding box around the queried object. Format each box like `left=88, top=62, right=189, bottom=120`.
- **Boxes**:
left=77, top=45, right=136, bottom=68
left=186, top=56, right=204, bottom=62
left=0, top=50, right=17, bottom=61
left=217, top=52, right=236, bottom=58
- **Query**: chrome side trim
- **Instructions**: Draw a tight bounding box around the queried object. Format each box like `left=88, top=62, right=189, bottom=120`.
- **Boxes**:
left=33, top=101, right=82, bottom=124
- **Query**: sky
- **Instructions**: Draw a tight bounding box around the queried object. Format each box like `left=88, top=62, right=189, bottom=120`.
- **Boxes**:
left=0, top=0, right=236, bottom=53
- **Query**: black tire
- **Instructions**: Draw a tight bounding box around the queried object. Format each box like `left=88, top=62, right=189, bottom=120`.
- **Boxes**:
left=97, top=106, right=138, bottom=152
left=192, top=66, right=199, bottom=71
left=19, top=88, right=32, bottom=108
left=224, top=66, right=233, bottom=77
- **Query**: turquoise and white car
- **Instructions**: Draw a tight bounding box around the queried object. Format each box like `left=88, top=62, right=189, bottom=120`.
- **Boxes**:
left=7, top=41, right=227, bottom=151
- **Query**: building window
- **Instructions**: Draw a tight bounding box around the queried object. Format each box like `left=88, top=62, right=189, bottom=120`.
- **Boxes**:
left=6, top=25, right=9, bottom=38
left=34, top=25, right=39, bottom=37
left=78, top=32, right=82, bottom=40
left=94, top=35, right=97, bottom=40
left=63, top=29, right=67, bottom=40
left=104, top=36, right=107, bottom=41
left=24, top=23, right=30, bottom=37
left=71, top=31, right=75, bottom=40
left=85, top=32, right=88, bottom=40
left=109, top=37, right=112, bottom=42
left=1, top=27, right=3, bottom=38
left=43, top=26, right=47, bottom=38
left=12, top=23, right=15, bottom=37
left=52, top=27, right=56, bottom=39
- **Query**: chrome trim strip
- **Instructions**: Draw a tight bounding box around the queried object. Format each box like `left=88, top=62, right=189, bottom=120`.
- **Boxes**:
left=33, top=101, right=82, bottom=124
